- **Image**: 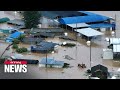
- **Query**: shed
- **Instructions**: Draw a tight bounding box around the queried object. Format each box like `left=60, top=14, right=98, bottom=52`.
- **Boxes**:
left=89, top=23, right=114, bottom=28
left=31, top=41, right=58, bottom=53
left=5, top=31, right=23, bottom=42
left=22, top=37, right=44, bottom=44
left=7, top=19, right=25, bottom=26
left=0, top=28, right=18, bottom=34
left=75, top=28, right=104, bottom=37
left=39, top=58, right=64, bottom=68
left=38, top=33, right=55, bottom=38
left=109, top=38, right=120, bottom=45
left=9, top=31, right=23, bottom=39
left=29, top=28, right=64, bottom=33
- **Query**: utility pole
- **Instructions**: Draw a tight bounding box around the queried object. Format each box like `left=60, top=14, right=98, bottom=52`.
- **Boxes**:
left=75, top=17, right=78, bottom=62
left=46, top=50, right=47, bottom=68
left=115, top=14, right=117, bottom=37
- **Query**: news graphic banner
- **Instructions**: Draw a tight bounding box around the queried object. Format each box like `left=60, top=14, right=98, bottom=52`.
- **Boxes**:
left=4, top=60, right=27, bottom=73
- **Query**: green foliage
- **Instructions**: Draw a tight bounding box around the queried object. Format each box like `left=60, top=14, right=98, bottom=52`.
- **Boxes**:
left=16, top=48, right=23, bottom=53
left=17, top=34, right=25, bottom=42
left=12, top=39, right=20, bottom=44
left=22, top=11, right=41, bottom=28
left=21, top=47, right=28, bottom=52
left=94, top=71, right=107, bottom=79
left=61, top=43, right=76, bottom=47
left=12, top=44, right=18, bottom=49
left=16, top=47, right=28, bottom=53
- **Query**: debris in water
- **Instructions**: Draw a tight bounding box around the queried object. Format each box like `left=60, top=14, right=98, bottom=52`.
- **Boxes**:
left=64, top=55, right=75, bottom=60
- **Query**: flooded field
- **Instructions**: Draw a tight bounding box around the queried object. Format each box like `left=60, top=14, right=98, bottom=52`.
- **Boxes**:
left=0, top=11, right=120, bottom=79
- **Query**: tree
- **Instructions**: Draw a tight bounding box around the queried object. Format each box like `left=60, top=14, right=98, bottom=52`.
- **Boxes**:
left=12, top=44, right=18, bottom=49
left=12, top=39, right=20, bottom=44
left=18, top=34, right=25, bottom=42
left=23, top=11, right=41, bottom=29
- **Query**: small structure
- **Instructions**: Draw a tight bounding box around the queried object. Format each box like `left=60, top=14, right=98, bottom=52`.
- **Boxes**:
left=106, top=38, right=120, bottom=59
left=91, top=64, right=108, bottom=79
left=0, top=28, right=18, bottom=34
left=31, top=41, right=58, bottom=53
left=112, top=45, right=120, bottom=59
left=102, top=49, right=113, bottom=59
left=22, top=37, right=44, bottom=44
left=75, top=28, right=103, bottom=37
left=74, top=28, right=104, bottom=41
left=113, top=45, right=120, bottom=53
left=59, top=36, right=77, bottom=41
left=89, top=23, right=114, bottom=31
left=33, top=33, right=55, bottom=38
left=39, top=58, right=64, bottom=68
left=7, top=19, right=25, bottom=26
left=5, top=31, right=23, bottom=42
left=109, top=38, right=120, bottom=45
left=25, top=28, right=64, bottom=36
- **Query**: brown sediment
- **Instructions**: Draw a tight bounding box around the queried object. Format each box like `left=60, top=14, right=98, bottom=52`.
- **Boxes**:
left=0, top=11, right=120, bottom=79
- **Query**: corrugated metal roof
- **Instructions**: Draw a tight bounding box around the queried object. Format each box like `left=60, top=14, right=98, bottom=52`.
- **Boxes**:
left=29, top=28, right=64, bottom=33
left=75, top=28, right=104, bottom=37
left=59, top=15, right=110, bottom=24
left=110, top=38, right=120, bottom=44
left=40, top=58, right=64, bottom=66
left=31, top=41, right=58, bottom=51
left=7, top=19, right=25, bottom=26
left=9, top=31, right=23, bottom=39
left=89, top=23, right=114, bottom=28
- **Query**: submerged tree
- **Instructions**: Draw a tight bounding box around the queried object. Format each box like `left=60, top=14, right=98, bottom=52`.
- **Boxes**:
left=22, top=11, right=41, bottom=29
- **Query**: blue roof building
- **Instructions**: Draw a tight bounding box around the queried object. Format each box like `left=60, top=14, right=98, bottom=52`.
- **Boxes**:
left=58, top=15, right=110, bottom=24
left=39, top=58, right=64, bottom=68
left=5, top=31, right=23, bottom=43
left=89, top=23, right=114, bottom=28
left=9, top=31, right=23, bottom=39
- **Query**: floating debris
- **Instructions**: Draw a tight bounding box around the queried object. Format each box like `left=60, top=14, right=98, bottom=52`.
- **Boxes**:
left=64, top=55, right=75, bottom=60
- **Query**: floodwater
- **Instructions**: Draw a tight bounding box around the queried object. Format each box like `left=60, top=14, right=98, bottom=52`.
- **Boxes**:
left=0, top=11, right=120, bottom=79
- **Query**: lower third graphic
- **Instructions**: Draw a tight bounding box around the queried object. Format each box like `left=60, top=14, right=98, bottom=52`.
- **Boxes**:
left=4, top=60, right=27, bottom=73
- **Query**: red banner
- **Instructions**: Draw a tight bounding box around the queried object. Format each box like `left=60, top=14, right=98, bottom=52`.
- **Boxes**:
left=4, top=60, right=27, bottom=64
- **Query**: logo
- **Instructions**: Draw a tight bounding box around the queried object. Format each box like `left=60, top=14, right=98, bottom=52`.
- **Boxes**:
left=4, top=60, right=27, bottom=73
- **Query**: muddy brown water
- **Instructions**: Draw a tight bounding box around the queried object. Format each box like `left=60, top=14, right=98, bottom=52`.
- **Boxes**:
left=0, top=11, right=120, bottom=79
